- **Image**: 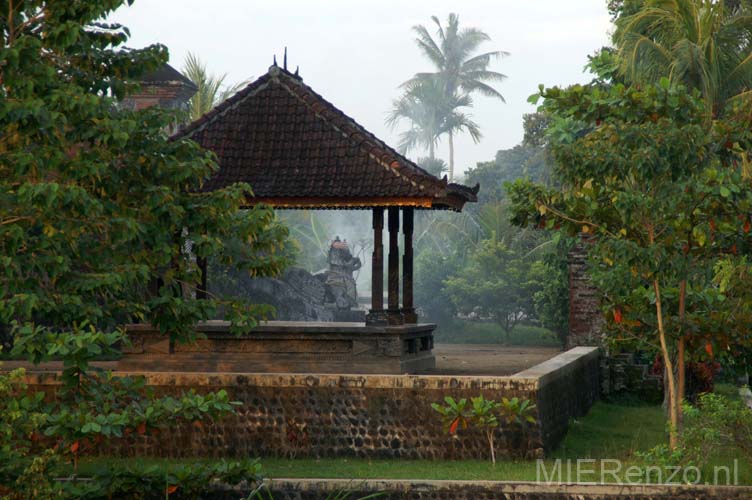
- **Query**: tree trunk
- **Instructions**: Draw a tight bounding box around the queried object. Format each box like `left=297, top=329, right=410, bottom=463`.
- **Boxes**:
left=429, top=140, right=435, bottom=161
left=487, top=431, right=496, bottom=465
left=654, top=278, right=679, bottom=449
left=448, top=130, right=455, bottom=182
left=677, top=279, right=686, bottom=424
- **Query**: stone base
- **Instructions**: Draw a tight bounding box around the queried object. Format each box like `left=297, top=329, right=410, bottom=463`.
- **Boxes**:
left=119, top=321, right=436, bottom=374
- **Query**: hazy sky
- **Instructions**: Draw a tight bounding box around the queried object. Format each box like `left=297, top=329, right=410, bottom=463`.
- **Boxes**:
left=110, top=1, right=612, bottom=178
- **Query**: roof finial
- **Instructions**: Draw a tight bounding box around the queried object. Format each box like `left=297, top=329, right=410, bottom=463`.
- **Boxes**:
left=273, top=54, right=277, bottom=67
left=294, top=65, right=299, bottom=77
left=283, top=47, right=288, bottom=70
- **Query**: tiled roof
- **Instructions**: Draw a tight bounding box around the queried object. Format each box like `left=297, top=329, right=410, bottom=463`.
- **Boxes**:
left=141, top=63, right=198, bottom=91
left=177, top=65, right=478, bottom=210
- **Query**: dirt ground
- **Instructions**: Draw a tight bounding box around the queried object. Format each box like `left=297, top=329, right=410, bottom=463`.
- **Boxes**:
left=427, top=344, right=562, bottom=376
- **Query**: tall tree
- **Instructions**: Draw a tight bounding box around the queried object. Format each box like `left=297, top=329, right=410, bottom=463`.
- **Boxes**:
left=509, top=80, right=752, bottom=448
left=182, top=51, right=246, bottom=121
left=407, top=13, right=507, bottom=180
left=613, top=0, right=752, bottom=115
left=0, top=1, right=286, bottom=494
left=387, top=77, right=480, bottom=162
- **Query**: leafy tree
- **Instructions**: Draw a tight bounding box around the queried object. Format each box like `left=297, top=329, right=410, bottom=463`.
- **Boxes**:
left=0, top=0, right=288, bottom=495
left=508, top=80, right=752, bottom=448
left=182, top=51, right=247, bottom=121
left=406, top=13, right=507, bottom=181
left=465, top=144, right=550, bottom=205
left=533, top=234, right=574, bottom=347
left=444, top=234, right=544, bottom=343
left=414, top=249, right=459, bottom=326
left=613, top=0, right=752, bottom=115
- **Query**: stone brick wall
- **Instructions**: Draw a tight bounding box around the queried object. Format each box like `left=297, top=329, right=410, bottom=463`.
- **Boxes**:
left=250, top=479, right=752, bottom=500
left=24, top=347, right=599, bottom=460
left=567, top=240, right=604, bottom=348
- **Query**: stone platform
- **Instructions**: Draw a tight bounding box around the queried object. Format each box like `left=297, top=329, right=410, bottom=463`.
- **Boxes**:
left=118, top=321, right=436, bottom=374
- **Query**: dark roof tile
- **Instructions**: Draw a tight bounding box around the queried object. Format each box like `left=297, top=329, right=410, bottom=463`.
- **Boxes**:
left=176, top=65, right=477, bottom=209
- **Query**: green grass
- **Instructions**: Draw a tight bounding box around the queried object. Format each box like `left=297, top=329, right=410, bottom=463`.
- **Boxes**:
left=434, top=320, right=562, bottom=347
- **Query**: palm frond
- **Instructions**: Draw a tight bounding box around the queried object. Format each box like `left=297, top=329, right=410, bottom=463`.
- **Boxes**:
left=460, top=80, right=506, bottom=102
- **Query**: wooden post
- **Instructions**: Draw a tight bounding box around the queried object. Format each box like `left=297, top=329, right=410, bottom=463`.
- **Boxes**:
left=387, top=207, right=403, bottom=324
left=366, top=208, right=387, bottom=325
left=402, top=207, right=417, bottom=323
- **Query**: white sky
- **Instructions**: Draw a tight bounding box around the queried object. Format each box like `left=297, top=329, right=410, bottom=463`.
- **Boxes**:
left=110, top=0, right=612, bottom=178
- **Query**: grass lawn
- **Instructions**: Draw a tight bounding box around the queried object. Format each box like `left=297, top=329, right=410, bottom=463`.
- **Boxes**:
left=434, top=320, right=561, bottom=347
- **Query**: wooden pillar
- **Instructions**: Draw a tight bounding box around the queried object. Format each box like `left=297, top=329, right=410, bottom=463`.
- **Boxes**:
left=197, top=256, right=208, bottom=300
left=402, top=207, right=417, bottom=323
left=366, top=208, right=387, bottom=325
left=387, top=207, right=404, bottom=324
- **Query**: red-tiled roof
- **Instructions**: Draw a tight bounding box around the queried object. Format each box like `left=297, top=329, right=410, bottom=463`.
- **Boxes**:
left=177, top=65, right=478, bottom=210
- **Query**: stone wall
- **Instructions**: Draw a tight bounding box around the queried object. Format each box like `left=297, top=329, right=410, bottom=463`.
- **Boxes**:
left=518, top=347, right=601, bottom=450
left=249, top=479, right=752, bottom=500
left=567, top=240, right=604, bottom=348
left=24, top=347, right=600, bottom=460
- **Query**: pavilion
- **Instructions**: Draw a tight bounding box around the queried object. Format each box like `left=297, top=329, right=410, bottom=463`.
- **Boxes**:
left=120, top=63, right=478, bottom=374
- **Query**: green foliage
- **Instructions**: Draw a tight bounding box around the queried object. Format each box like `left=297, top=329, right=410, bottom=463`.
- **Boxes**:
left=510, top=82, right=752, bottom=353
left=182, top=51, right=247, bottom=122
left=432, top=321, right=560, bottom=347
left=509, top=79, right=752, bottom=446
left=0, top=1, right=287, bottom=496
left=465, top=144, right=550, bottom=205
left=431, top=395, right=536, bottom=464
left=414, top=250, right=459, bottom=326
left=585, top=47, right=622, bottom=85
left=403, top=13, right=506, bottom=180
left=387, top=78, right=480, bottom=162
left=430, top=396, right=470, bottom=436
left=498, top=397, right=537, bottom=426
left=533, top=234, right=574, bottom=346
left=416, top=156, right=448, bottom=177
left=612, top=0, right=752, bottom=115
left=444, top=235, right=545, bottom=342
left=680, top=392, right=752, bottom=466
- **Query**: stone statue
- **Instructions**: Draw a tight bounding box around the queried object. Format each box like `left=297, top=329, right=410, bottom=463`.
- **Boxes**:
left=322, top=237, right=361, bottom=311
left=227, top=236, right=365, bottom=322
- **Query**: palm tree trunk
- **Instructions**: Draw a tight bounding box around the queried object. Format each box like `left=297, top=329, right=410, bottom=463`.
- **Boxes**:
left=448, top=130, right=455, bottom=182
left=429, top=140, right=435, bottom=160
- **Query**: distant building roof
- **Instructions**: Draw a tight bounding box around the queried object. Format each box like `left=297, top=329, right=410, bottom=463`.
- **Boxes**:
left=177, top=65, right=478, bottom=210
left=122, top=63, right=197, bottom=112
left=140, top=63, right=198, bottom=91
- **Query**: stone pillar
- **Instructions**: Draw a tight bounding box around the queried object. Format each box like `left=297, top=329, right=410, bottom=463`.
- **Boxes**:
left=567, top=236, right=603, bottom=347
left=387, top=207, right=404, bottom=324
left=401, top=207, right=417, bottom=323
left=366, top=208, right=387, bottom=325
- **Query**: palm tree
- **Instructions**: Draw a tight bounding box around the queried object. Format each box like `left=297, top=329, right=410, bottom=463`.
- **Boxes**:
left=182, top=52, right=247, bottom=121
left=614, top=0, right=752, bottom=115
left=386, top=78, right=481, bottom=168
left=407, top=13, right=508, bottom=180
left=386, top=78, right=447, bottom=159
left=417, top=157, right=449, bottom=177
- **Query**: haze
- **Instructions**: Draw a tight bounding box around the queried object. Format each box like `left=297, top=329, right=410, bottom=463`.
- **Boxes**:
left=110, top=0, right=612, bottom=178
